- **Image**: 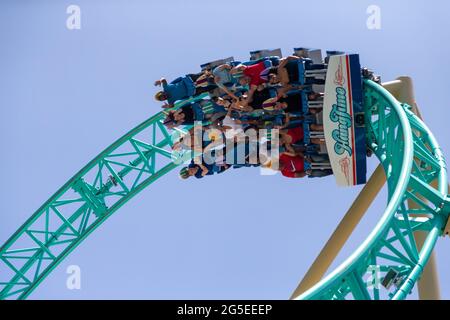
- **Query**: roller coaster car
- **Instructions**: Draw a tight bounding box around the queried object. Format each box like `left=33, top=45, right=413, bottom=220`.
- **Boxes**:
left=324, top=50, right=346, bottom=64
left=322, top=53, right=368, bottom=186
left=265, top=56, right=281, bottom=66
left=234, top=56, right=280, bottom=68
left=282, top=58, right=327, bottom=87
left=293, top=47, right=323, bottom=64
left=298, top=126, right=332, bottom=178
left=200, top=57, right=234, bottom=71
left=249, top=48, right=282, bottom=61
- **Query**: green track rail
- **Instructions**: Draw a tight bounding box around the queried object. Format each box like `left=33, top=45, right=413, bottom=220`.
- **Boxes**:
left=1, top=80, right=449, bottom=300
left=298, top=80, right=450, bottom=300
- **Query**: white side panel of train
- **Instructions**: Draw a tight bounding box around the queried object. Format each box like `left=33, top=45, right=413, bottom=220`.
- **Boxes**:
left=323, top=55, right=358, bottom=186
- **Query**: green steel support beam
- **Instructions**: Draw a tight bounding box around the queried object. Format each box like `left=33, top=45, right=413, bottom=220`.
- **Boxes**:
left=0, top=97, right=199, bottom=300
left=296, top=80, right=449, bottom=300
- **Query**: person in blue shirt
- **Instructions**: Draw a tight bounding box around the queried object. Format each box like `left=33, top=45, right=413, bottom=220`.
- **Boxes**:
left=213, top=64, right=235, bottom=86
left=154, top=76, right=195, bottom=107
left=154, top=73, right=217, bottom=107
left=212, top=64, right=242, bottom=100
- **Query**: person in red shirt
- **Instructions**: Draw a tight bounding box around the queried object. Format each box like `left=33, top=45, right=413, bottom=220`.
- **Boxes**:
left=278, top=152, right=309, bottom=178
left=279, top=125, right=325, bottom=150
left=285, top=127, right=304, bottom=144
left=231, top=60, right=271, bottom=104
left=242, top=61, right=267, bottom=86
left=279, top=127, right=304, bottom=154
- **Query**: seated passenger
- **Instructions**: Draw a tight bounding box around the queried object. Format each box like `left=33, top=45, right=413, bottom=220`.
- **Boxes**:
left=280, top=127, right=304, bottom=153
left=212, top=64, right=241, bottom=100
left=213, top=64, right=234, bottom=85
left=308, top=91, right=324, bottom=101
left=221, top=107, right=246, bottom=141
left=231, top=60, right=270, bottom=87
left=304, top=153, right=333, bottom=178
left=219, top=139, right=260, bottom=167
left=230, top=59, right=272, bottom=103
left=163, top=98, right=230, bottom=128
left=179, top=158, right=229, bottom=179
left=265, top=55, right=301, bottom=86
left=198, top=99, right=228, bottom=123
left=214, top=96, right=253, bottom=113
left=285, top=114, right=324, bottom=130
left=279, top=126, right=324, bottom=152
left=278, top=150, right=331, bottom=178
left=273, top=91, right=323, bottom=114
left=265, top=56, right=325, bottom=86
left=162, top=103, right=198, bottom=127
left=193, top=71, right=218, bottom=91
left=171, top=126, right=215, bottom=153
left=251, top=86, right=273, bottom=109
left=277, top=151, right=309, bottom=178
left=250, top=85, right=293, bottom=110
left=154, top=73, right=217, bottom=107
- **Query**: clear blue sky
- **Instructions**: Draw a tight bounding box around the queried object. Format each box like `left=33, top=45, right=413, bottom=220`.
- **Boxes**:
left=1, top=0, right=449, bottom=299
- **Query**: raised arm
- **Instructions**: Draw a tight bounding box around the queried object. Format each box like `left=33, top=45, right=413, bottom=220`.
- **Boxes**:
left=218, top=85, right=239, bottom=101
left=154, top=78, right=168, bottom=87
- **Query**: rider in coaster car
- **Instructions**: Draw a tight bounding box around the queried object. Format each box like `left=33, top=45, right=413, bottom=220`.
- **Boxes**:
left=262, top=56, right=326, bottom=86
left=267, top=149, right=331, bottom=179
left=248, top=85, right=293, bottom=110
left=213, top=96, right=253, bottom=113
left=268, top=150, right=310, bottom=178
left=179, top=157, right=229, bottom=179
left=274, top=91, right=323, bottom=114
left=222, top=137, right=261, bottom=168
left=154, top=72, right=217, bottom=107
left=279, top=126, right=325, bottom=154
left=229, top=59, right=272, bottom=104
left=162, top=104, right=197, bottom=127
left=212, top=63, right=243, bottom=101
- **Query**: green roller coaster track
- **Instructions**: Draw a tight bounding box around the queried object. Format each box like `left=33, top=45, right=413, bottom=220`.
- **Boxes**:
left=0, top=80, right=449, bottom=300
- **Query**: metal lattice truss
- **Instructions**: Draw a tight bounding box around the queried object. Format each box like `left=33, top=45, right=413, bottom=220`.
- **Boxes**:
left=0, top=108, right=193, bottom=299
left=297, top=80, right=449, bottom=300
